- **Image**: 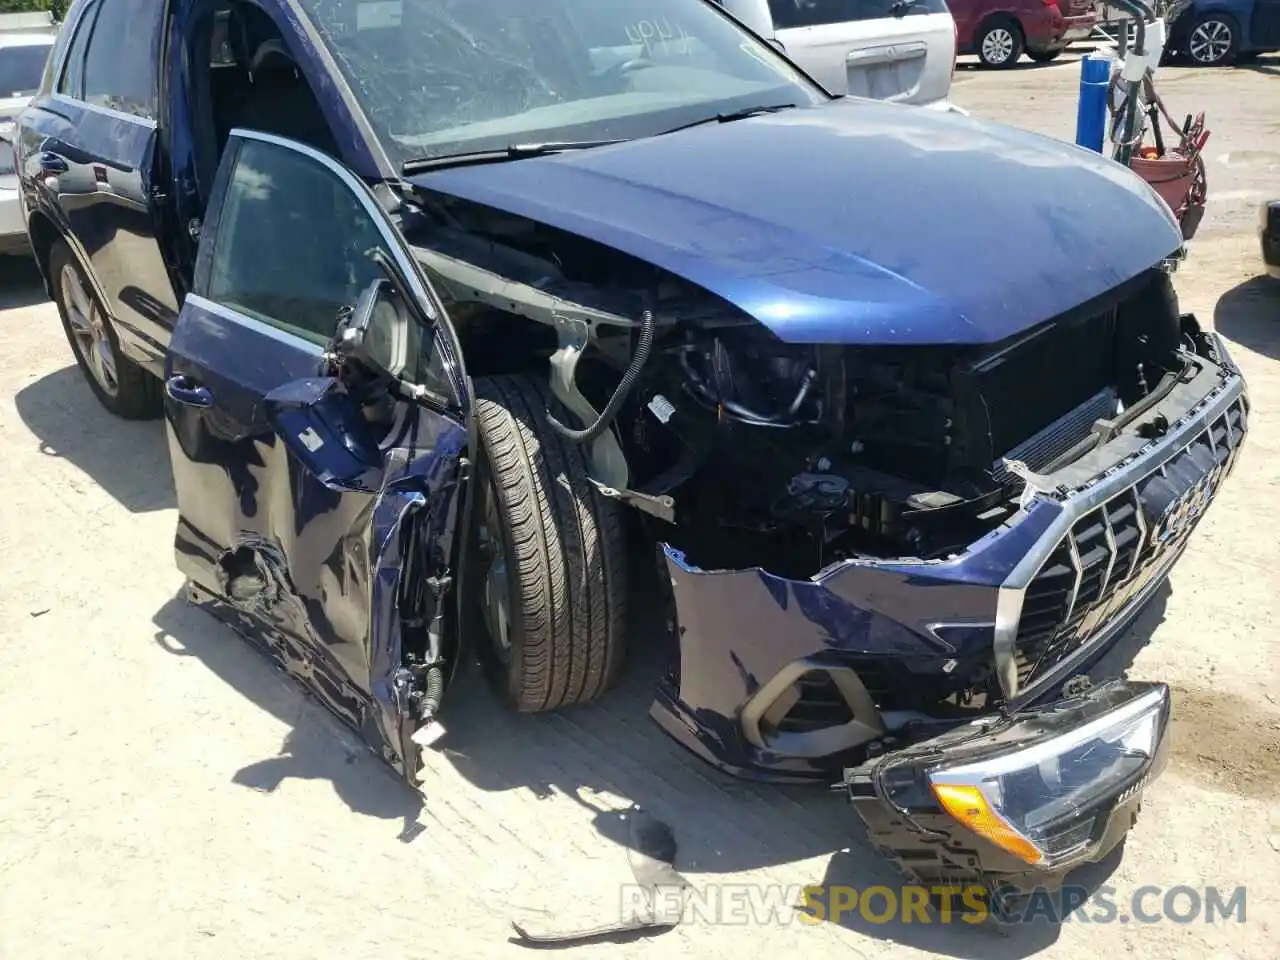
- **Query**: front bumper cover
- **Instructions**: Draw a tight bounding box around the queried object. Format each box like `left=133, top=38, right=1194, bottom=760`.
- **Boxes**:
left=649, top=327, right=1247, bottom=781
left=847, top=678, right=1171, bottom=891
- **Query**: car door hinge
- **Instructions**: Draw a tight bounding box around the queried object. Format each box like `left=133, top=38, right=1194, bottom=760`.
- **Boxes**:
left=150, top=185, right=168, bottom=204
left=458, top=456, right=471, bottom=483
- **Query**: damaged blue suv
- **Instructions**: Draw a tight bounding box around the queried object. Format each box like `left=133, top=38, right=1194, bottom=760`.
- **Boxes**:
left=17, top=0, right=1249, bottom=901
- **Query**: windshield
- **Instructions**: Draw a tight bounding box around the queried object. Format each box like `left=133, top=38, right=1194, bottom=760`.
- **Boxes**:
left=0, top=42, right=52, bottom=99
left=298, top=0, right=826, bottom=164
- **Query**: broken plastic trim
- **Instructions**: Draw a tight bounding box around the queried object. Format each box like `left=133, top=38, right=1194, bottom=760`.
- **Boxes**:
left=509, top=807, right=690, bottom=945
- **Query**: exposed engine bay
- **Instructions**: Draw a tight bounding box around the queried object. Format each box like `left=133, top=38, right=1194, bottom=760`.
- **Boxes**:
left=404, top=196, right=1192, bottom=578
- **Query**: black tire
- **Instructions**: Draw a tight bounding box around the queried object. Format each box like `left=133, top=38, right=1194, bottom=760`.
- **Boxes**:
left=1184, top=13, right=1239, bottom=65
left=1026, top=48, right=1062, bottom=64
left=976, top=18, right=1025, bottom=68
left=471, top=374, right=628, bottom=712
left=49, top=240, right=161, bottom=419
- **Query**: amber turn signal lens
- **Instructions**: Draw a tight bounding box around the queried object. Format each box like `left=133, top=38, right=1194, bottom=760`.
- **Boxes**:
left=931, top=783, right=1045, bottom=866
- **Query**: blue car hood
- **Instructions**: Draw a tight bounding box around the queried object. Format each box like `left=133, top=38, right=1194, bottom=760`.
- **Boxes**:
left=410, top=99, right=1182, bottom=346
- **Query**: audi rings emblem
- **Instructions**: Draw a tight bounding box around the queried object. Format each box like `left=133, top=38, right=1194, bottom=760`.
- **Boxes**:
left=1150, top=478, right=1215, bottom=546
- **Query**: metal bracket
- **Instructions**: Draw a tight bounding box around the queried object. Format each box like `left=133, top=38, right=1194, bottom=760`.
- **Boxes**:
left=549, top=314, right=630, bottom=490
left=592, top=482, right=675, bottom=523
left=1002, top=458, right=1069, bottom=507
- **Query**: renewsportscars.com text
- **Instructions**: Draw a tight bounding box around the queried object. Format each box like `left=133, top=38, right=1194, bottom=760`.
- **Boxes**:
left=619, top=883, right=1247, bottom=926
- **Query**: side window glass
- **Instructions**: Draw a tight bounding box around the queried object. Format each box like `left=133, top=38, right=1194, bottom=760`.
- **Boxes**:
left=206, top=139, right=398, bottom=347
left=769, top=0, right=946, bottom=27
left=82, top=0, right=161, bottom=119
left=56, top=0, right=98, bottom=98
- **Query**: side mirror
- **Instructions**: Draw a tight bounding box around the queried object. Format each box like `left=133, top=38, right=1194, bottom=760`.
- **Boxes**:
left=263, top=376, right=385, bottom=493
left=331, top=277, right=428, bottom=399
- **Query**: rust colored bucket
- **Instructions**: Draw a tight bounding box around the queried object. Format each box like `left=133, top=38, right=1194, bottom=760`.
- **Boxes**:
left=1128, top=151, right=1207, bottom=241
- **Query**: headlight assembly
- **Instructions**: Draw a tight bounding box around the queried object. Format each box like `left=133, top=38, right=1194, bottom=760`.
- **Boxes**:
left=874, top=681, right=1171, bottom=869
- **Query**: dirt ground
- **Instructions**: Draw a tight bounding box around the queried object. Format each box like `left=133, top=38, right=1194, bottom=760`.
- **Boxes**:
left=2, top=53, right=1278, bottom=960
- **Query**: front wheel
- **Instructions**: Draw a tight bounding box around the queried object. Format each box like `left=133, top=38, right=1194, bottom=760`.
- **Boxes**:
left=49, top=240, right=161, bottom=419
left=976, top=20, right=1025, bottom=68
left=471, top=374, right=628, bottom=712
left=1185, top=14, right=1239, bottom=65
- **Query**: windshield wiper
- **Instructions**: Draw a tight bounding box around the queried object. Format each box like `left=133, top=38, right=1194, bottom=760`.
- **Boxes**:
left=401, top=140, right=627, bottom=175
left=657, top=103, right=797, bottom=137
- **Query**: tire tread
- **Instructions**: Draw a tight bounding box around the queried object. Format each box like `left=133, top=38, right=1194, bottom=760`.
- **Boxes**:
left=474, top=374, right=627, bottom=711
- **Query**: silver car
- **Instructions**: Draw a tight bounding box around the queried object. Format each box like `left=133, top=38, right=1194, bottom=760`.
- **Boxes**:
left=716, top=0, right=961, bottom=111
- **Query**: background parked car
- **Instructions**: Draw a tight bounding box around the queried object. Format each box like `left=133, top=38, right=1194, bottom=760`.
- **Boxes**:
left=1164, top=0, right=1280, bottom=65
left=1263, top=200, right=1280, bottom=279
left=0, top=13, right=57, bottom=256
left=950, top=0, right=1097, bottom=67
left=715, top=0, right=960, bottom=109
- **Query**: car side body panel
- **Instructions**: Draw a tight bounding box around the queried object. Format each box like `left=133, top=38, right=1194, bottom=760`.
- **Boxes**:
left=1167, top=0, right=1280, bottom=54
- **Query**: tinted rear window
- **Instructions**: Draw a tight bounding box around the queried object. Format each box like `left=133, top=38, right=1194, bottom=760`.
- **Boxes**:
left=769, top=0, right=949, bottom=28
left=0, top=43, right=53, bottom=98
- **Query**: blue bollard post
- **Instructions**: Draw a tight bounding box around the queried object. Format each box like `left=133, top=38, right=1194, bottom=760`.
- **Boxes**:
left=1076, top=53, right=1111, bottom=153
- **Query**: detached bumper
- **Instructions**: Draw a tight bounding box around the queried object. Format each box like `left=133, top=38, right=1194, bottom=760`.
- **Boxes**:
left=847, top=679, right=1171, bottom=892
left=649, top=328, right=1247, bottom=780
left=1262, top=200, right=1280, bottom=281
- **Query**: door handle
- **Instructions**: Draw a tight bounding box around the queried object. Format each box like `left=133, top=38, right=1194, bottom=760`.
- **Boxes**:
left=36, top=151, right=68, bottom=174
left=165, top=374, right=214, bottom=408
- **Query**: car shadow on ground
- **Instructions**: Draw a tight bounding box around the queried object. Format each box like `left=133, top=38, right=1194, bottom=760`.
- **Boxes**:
left=0, top=254, right=49, bottom=309
left=13, top=365, right=176, bottom=513
left=147, top=521, right=1172, bottom=956
left=1237, top=56, right=1280, bottom=78
left=1213, top=274, right=1280, bottom=360
left=955, top=55, right=1076, bottom=74
left=151, top=593, right=428, bottom=840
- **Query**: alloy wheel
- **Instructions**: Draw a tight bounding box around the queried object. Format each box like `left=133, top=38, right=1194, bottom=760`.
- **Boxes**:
left=982, top=28, right=1016, bottom=65
left=476, top=477, right=512, bottom=663
left=1188, top=20, right=1232, bottom=64
left=60, top=262, right=119, bottom=398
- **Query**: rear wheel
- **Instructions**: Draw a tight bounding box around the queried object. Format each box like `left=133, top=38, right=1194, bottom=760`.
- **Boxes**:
left=49, top=240, right=161, bottom=419
left=471, top=374, right=628, bottom=712
left=976, top=19, right=1025, bottom=68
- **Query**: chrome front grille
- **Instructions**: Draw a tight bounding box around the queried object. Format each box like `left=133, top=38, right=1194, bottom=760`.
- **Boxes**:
left=1013, top=394, right=1248, bottom=691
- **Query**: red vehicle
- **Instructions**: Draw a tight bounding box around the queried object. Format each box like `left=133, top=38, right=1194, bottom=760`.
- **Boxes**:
left=951, top=0, right=1098, bottom=67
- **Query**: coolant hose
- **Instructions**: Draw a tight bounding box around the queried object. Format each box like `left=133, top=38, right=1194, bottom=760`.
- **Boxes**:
left=547, top=309, right=656, bottom=444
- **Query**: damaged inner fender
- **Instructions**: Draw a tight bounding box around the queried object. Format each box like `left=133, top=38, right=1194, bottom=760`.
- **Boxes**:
left=392, top=192, right=1243, bottom=780
left=404, top=195, right=1190, bottom=575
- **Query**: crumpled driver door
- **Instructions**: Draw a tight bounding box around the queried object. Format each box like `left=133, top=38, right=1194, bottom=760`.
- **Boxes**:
left=162, top=129, right=472, bottom=778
